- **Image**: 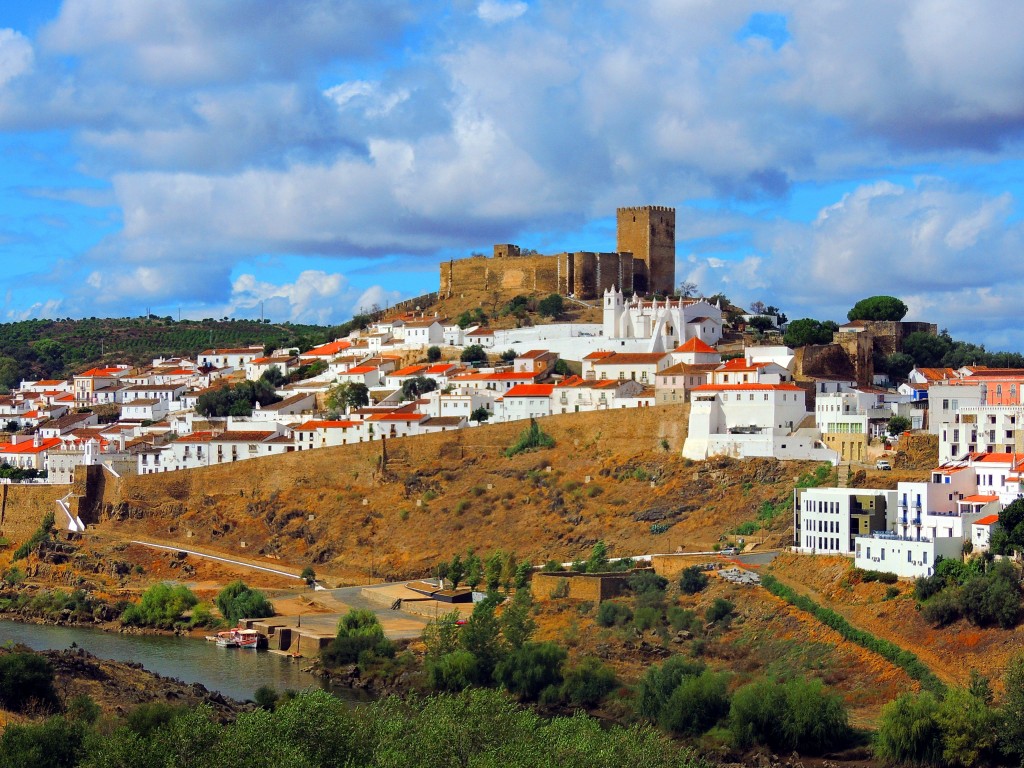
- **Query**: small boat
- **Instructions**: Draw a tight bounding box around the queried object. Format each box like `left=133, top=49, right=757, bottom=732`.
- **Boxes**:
left=235, top=629, right=261, bottom=649
left=215, top=630, right=239, bottom=648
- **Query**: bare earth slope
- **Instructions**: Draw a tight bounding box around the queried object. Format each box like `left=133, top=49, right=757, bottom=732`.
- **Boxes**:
left=85, top=404, right=833, bottom=582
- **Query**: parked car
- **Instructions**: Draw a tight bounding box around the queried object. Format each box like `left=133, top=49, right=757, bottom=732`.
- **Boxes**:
left=876, top=459, right=892, bottom=471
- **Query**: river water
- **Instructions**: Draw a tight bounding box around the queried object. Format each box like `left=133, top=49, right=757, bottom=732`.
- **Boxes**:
left=0, top=619, right=366, bottom=704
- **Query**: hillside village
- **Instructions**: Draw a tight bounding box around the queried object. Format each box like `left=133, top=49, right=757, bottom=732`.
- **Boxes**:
left=2, top=210, right=1024, bottom=586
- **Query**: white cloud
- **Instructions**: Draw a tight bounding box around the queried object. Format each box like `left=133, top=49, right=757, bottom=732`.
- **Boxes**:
left=225, top=270, right=401, bottom=324
left=477, top=1, right=528, bottom=24
left=0, top=29, right=32, bottom=87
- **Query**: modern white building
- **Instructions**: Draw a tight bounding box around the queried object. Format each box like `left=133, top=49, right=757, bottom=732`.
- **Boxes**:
left=793, top=487, right=895, bottom=555
left=853, top=533, right=962, bottom=578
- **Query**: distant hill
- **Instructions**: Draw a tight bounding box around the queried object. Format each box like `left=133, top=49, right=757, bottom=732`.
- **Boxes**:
left=0, top=316, right=343, bottom=390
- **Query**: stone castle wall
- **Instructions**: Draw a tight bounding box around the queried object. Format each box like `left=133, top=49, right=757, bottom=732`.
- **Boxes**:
left=440, top=205, right=674, bottom=300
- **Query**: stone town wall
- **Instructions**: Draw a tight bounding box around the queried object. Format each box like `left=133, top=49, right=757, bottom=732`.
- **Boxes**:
left=443, top=251, right=639, bottom=300
left=440, top=253, right=562, bottom=298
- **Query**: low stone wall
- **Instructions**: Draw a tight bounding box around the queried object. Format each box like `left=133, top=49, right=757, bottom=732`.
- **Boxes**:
left=531, top=571, right=637, bottom=603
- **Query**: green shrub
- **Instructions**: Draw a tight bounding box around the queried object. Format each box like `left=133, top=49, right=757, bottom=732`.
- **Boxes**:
left=874, top=692, right=943, bottom=766
left=426, top=650, right=478, bottom=692
left=586, top=485, right=603, bottom=498
left=633, top=606, right=662, bottom=631
left=559, top=657, right=617, bottom=706
left=635, top=656, right=706, bottom=722
left=214, top=581, right=274, bottom=624
left=730, top=677, right=849, bottom=754
left=121, top=583, right=199, bottom=629
left=921, top=588, right=962, bottom=627
left=659, top=670, right=731, bottom=736
left=628, top=571, right=668, bottom=602
left=0, top=652, right=59, bottom=713
left=548, top=578, right=569, bottom=599
left=667, top=607, right=700, bottom=634
left=494, top=641, right=566, bottom=701
left=0, top=715, right=85, bottom=768
left=596, top=601, right=633, bottom=627
left=679, top=566, right=709, bottom=595
left=705, top=598, right=734, bottom=625
left=504, top=419, right=555, bottom=457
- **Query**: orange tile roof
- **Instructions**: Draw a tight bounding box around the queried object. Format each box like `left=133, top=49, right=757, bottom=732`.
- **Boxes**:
left=583, top=351, right=615, bottom=361
left=297, top=420, right=358, bottom=429
left=367, top=413, right=426, bottom=422
left=974, top=514, right=1000, bottom=526
left=391, top=365, right=430, bottom=377
left=915, top=367, right=958, bottom=382
left=962, top=495, right=999, bottom=503
left=77, top=367, right=128, bottom=378
left=675, top=337, right=718, bottom=354
left=503, top=384, right=555, bottom=397
left=303, top=340, right=351, bottom=357
left=175, top=431, right=216, bottom=443
left=346, top=366, right=378, bottom=374
left=0, top=437, right=62, bottom=454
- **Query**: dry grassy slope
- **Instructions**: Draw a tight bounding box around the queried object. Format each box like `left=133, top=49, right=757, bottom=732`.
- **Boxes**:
left=85, top=405, right=824, bottom=582
left=769, top=552, right=1024, bottom=690
left=530, top=571, right=916, bottom=727
left=430, top=292, right=602, bottom=330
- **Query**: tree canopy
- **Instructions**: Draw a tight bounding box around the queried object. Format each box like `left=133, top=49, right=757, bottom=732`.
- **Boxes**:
left=325, top=381, right=369, bottom=412
left=847, top=295, right=909, bottom=322
left=195, top=379, right=281, bottom=417
left=783, top=318, right=838, bottom=347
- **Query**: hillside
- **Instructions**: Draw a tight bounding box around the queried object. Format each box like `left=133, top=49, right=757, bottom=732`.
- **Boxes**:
left=1, top=404, right=829, bottom=584
left=0, top=317, right=341, bottom=389
left=86, top=405, right=800, bottom=579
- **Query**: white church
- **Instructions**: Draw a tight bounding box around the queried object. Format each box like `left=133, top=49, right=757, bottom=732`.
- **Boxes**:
left=602, top=288, right=724, bottom=353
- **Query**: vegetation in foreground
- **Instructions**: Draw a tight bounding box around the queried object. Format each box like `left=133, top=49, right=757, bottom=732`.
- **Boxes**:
left=0, top=685, right=709, bottom=768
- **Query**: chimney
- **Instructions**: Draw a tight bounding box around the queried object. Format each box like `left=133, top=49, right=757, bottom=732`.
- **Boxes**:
left=33, top=432, right=41, bottom=447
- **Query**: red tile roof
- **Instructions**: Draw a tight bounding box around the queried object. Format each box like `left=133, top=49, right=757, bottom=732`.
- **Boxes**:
left=303, top=340, right=351, bottom=357
left=975, top=514, right=1000, bottom=526
left=503, top=384, right=555, bottom=397
left=675, top=337, right=718, bottom=354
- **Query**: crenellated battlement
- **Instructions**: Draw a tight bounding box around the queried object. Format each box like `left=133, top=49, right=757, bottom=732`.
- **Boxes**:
left=617, top=205, right=675, bottom=213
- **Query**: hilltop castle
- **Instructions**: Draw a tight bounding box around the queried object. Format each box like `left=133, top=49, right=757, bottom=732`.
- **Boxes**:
left=440, top=206, right=676, bottom=300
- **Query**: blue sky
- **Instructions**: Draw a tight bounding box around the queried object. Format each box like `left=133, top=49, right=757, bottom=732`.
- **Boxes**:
left=2, top=1, right=1024, bottom=350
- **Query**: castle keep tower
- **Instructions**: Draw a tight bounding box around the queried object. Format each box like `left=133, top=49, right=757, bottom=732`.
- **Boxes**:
left=616, top=206, right=675, bottom=295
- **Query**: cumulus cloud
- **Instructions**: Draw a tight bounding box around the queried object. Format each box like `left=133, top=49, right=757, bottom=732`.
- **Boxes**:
left=681, top=180, right=1024, bottom=346
left=226, top=270, right=400, bottom=324
left=0, top=29, right=32, bottom=87
left=477, top=1, right=528, bottom=24
left=3, top=1, right=1024, bottom=347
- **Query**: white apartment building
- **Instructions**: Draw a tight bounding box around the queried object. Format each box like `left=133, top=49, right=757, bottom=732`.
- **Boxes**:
left=793, top=487, right=895, bottom=555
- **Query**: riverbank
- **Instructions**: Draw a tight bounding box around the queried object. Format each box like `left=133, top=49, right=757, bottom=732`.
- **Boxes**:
left=0, top=643, right=247, bottom=722
left=0, top=618, right=371, bottom=704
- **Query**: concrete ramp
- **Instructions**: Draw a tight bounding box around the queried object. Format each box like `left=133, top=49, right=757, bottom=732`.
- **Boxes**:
left=56, top=495, right=85, bottom=532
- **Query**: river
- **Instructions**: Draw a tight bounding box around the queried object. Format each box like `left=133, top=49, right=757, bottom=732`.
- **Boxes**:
left=0, top=619, right=367, bottom=704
